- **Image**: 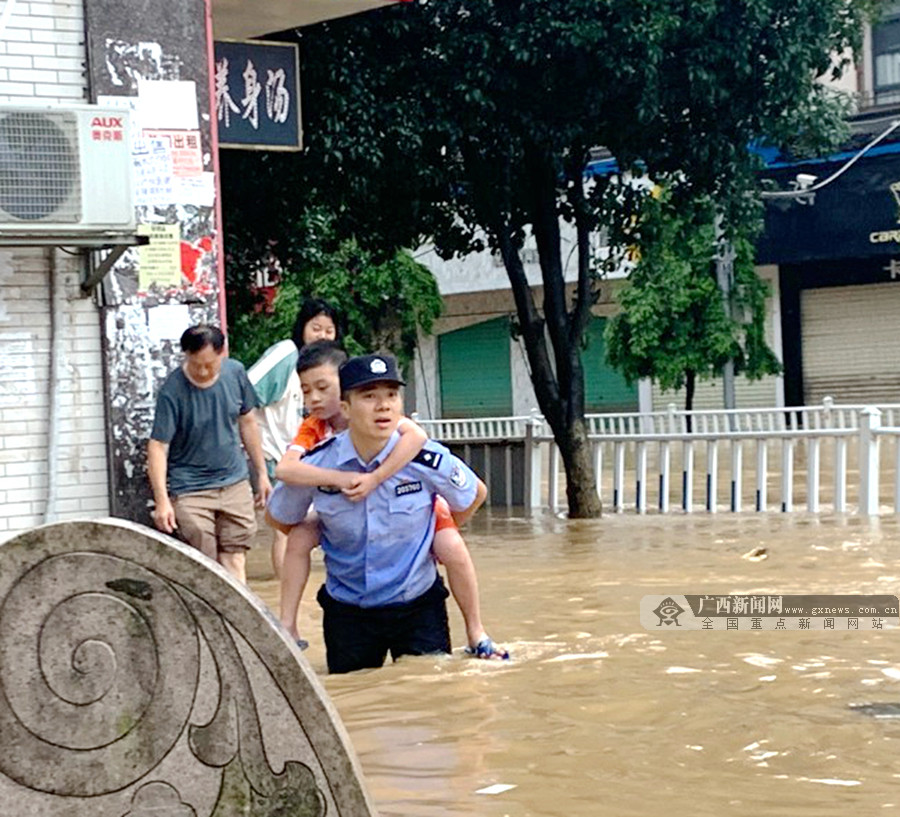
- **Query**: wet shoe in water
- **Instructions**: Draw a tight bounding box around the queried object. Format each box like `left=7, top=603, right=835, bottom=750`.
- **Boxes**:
left=465, top=637, right=509, bottom=660
left=296, top=637, right=309, bottom=651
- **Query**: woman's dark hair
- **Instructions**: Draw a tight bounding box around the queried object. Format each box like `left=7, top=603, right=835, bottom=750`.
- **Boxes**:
left=180, top=324, right=225, bottom=354
left=291, top=298, right=341, bottom=350
left=296, top=340, right=348, bottom=375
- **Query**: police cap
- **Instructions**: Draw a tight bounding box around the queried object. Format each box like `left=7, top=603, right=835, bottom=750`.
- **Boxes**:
left=339, top=353, right=406, bottom=393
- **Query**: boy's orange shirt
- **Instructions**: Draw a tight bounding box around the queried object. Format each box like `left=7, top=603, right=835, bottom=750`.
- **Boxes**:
left=291, top=413, right=409, bottom=451
left=290, top=415, right=334, bottom=451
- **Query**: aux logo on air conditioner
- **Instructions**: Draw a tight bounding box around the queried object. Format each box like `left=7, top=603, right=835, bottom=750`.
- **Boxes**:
left=89, top=116, right=124, bottom=143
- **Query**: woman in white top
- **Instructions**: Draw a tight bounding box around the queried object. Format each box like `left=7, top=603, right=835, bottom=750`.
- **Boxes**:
left=247, top=298, right=340, bottom=576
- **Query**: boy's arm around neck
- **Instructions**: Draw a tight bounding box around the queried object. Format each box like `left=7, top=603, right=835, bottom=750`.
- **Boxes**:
left=274, top=447, right=357, bottom=490
left=371, top=416, right=427, bottom=482
left=342, top=416, right=428, bottom=502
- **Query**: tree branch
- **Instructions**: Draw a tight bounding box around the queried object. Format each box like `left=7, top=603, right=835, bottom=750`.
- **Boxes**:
left=567, top=151, right=594, bottom=352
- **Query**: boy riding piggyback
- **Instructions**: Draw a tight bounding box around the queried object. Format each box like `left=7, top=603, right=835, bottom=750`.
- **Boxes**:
left=268, top=342, right=507, bottom=672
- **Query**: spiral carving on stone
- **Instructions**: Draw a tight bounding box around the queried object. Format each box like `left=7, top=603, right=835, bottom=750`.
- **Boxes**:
left=0, top=552, right=199, bottom=796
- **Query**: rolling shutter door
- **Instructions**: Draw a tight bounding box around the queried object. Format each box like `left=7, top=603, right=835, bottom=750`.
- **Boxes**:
left=583, top=317, right=638, bottom=411
left=439, top=317, right=512, bottom=417
left=650, top=373, right=778, bottom=411
left=801, top=282, right=900, bottom=404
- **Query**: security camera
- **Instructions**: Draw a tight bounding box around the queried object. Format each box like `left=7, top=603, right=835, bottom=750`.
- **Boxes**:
left=795, top=173, right=817, bottom=190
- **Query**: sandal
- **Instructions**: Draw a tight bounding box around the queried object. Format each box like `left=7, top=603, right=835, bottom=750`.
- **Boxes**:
left=295, top=637, right=309, bottom=651
left=464, top=637, right=509, bottom=660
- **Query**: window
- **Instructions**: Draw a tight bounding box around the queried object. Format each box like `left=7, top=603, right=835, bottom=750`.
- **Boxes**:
left=873, top=6, right=900, bottom=105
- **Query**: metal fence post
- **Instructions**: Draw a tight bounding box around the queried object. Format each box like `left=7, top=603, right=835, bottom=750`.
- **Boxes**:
left=523, top=409, right=543, bottom=513
left=859, top=406, right=882, bottom=516
left=549, top=444, right=560, bottom=513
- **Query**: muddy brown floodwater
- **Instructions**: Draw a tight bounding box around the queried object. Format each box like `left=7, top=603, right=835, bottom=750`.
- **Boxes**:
left=247, top=511, right=900, bottom=817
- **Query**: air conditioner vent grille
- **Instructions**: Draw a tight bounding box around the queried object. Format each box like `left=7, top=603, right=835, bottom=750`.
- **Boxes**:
left=0, top=111, right=80, bottom=223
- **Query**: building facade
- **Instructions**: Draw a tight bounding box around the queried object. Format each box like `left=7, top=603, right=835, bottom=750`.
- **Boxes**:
left=412, top=10, right=900, bottom=419
left=0, top=0, right=395, bottom=539
left=760, top=3, right=900, bottom=407
left=0, top=0, right=106, bottom=536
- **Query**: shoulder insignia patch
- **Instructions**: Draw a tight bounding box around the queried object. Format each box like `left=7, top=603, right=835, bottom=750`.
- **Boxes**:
left=395, top=480, right=423, bottom=497
left=450, top=464, right=468, bottom=489
left=301, top=435, right=337, bottom=459
left=413, top=449, right=443, bottom=470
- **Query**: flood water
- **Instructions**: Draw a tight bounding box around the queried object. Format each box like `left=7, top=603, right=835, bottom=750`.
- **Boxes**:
left=248, top=511, right=900, bottom=816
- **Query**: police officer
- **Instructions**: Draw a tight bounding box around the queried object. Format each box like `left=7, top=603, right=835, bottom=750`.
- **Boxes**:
left=266, top=353, right=487, bottom=674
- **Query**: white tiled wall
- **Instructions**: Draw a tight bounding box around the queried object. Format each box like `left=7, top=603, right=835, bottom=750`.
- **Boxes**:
left=0, top=3, right=107, bottom=539
left=0, top=0, right=87, bottom=103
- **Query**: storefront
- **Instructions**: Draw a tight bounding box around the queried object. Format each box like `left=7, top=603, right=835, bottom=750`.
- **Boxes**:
left=758, top=140, right=900, bottom=406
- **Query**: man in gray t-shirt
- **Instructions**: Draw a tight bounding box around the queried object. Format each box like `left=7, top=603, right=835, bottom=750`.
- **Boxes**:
left=148, top=325, right=272, bottom=583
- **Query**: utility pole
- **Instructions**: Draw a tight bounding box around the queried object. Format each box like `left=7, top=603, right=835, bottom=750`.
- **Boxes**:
left=715, top=217, right=736, bottom=411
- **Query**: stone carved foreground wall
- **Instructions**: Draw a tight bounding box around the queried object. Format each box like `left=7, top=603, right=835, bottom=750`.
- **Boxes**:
left=0, top=519, right=375, bottom=816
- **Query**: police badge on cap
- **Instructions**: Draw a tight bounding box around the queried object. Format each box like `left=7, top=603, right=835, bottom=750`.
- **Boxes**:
left=339, top=353, right=406, bottom=392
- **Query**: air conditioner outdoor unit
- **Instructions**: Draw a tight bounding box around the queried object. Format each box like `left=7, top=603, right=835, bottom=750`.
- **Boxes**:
left=0, top=103, right=135, bottom=240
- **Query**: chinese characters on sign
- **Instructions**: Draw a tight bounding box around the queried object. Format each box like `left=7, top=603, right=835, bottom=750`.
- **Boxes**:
left=641, top=594, right=899, bottom=632
left=213, top=40, right=301, bottom=150
left=137, top=223, right=181, bottom=290
left=144, top=130, right=203, bottom=176
left=90, top=114, right=125, bottom=142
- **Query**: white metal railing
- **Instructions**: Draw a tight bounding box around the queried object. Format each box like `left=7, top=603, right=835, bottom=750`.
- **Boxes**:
left=415, top=399, right=900, bottom=516
left=414, top=415, right=533, bottom=442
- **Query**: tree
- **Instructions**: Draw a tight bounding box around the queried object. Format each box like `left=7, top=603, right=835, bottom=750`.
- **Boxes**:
left=300, top=237, right=444, bottom=365
left=604, top=187, right=781, bottom=417
left=220, top=199, right=442, bottom=368
left=240, top=0, right=873, bottom=517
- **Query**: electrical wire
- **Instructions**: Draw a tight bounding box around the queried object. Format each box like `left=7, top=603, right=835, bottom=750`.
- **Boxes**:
left=761, top=118, right=900, bottom=199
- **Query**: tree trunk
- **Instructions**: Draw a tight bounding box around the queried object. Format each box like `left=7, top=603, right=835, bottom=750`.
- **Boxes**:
left=492, top=148, right=602, bottom=518
left=496, top=229, right=602, bottom=516
left=558, top=415, right=602, bottom=518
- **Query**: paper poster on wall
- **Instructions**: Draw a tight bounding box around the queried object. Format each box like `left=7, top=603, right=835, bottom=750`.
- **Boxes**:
left=133, top=137, right=174, bottom=206
left=143, top=129, right=203, bottom=176
left=138, top=223, right=182, bottom=290
left=0, top=333, right=34, bottom=408
left=137, top=78, right=200, bottom=130
left=147, top=303, right=191, bottom=344
left=172, top=172, right=216, bottom=207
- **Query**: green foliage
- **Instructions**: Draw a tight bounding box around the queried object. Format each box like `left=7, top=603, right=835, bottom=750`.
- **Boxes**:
left=288, top=0, right=870, bottom=390
left=301, top=239, right=443, bottom=366
left=222, top=200, right=442, bottom=370
left=223, top=203, right=338, bottom=365
left=221, top=0, right=875, bottom=514
left=605, top=188, right=781, bottom=398
left=292, top=0, right=873, bottom=249
left=228, top=279, right=305, bottom=368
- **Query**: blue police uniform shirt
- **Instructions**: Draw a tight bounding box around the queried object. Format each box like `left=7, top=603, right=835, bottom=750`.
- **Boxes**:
left=267, top=430, right=479, bottom=608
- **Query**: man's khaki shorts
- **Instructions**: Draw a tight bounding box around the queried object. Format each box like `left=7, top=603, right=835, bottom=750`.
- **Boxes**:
left=172, top=480, right=257, bottom=561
